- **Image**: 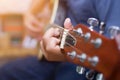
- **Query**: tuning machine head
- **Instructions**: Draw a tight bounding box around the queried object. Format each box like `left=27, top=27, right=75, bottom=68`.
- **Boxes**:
left=86, top=70, right=96, bottom=80
left=67, top=51, right=76, bottom=59
left=96, top=73, right=104, bottom=80
left=88, top=56, right=99, bottom=67
left=108, top=26, right=120, bottom=39
left=99, top=22, right=105, bottom=34
left=90, top=38, right=102, bottom=48
left=87, top=18, right=99, bottom=31
left=76, top=66, right=86, bottom=74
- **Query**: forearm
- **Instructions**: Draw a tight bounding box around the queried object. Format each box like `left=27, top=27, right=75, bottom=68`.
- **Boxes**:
left=29, top=0, right=47, bottom=14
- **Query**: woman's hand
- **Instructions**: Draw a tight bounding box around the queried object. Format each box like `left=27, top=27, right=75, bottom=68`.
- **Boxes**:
left=24, top=12, right=44, bottom=41
left=40, top=18, right=73, bottom=61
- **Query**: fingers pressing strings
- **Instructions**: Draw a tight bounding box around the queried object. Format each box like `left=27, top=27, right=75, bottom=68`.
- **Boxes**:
left=53, top=28, right=61, bottom=37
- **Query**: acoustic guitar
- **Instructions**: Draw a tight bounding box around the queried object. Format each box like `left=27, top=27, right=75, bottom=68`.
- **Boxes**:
left=32, top=0, right=120, bottom=79
left=25, top=0, right=120, bottom=79
left=47, top=23, right=120, bottom=80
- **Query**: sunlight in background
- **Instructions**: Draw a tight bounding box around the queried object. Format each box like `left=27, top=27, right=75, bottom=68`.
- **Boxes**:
left=0, top=0, right=33, bottom=14
left=0, top=0, right=39, bottom=63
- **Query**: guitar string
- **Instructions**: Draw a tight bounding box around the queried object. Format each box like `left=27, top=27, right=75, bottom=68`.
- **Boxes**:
left=63, top=39, right=93, bottom=56
left=61, top=32, right=96, bottom=55
left=63, top=41, right=83, bottom=54
left=55, top=26, right=94, bottom=53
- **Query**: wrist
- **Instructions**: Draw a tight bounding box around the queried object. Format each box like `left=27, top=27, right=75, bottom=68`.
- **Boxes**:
left=38, top=48, right=48, bottom=61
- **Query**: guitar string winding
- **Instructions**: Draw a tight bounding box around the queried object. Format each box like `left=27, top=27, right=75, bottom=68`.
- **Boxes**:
left=61, top=32, right=96, bottom=55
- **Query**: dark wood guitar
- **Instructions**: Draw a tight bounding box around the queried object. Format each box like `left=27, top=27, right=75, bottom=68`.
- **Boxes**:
left=30, top=0, right=120, bottom=79
left=55, top=23, right=120, bottom=80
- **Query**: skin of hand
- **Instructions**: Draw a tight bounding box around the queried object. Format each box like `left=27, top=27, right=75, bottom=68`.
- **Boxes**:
left=40, top=18, right=73, bottom=61
left=24, top=0, right=52, bottom=41
left=24, top=12, right=44, bottom=41
left=40, top=18, right=120, bottom=61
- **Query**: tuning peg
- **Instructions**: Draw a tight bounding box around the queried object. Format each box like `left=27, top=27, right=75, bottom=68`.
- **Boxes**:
left=88, top=56, right=99, bottom=67
left=67, top=51, right=76, bottom=59
left=76, top=28, right=83, bottom=34
left=76, top=66, right=86, bottom=74
left=73, top=28, right=83, bottom=36
left=76, top=53, right=87, bottom=62
left=96, top=73, right=104, bottom=80
left=90, top=38, right=102, bottom=48
left=86, top=70, right=96, bottom=80
left=108, top=26, right=120, bottom=39
left=84, top=32, right=91, bottom=41
left=99, top=22, right=105, bottom=34
left=87, top=18, right=99, bottom=31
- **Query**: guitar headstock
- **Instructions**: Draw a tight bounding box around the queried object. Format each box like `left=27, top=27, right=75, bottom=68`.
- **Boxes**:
left=61, top=23, right=120, bottom=79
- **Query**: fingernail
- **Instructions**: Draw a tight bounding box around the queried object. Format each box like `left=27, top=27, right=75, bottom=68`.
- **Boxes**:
left=66, top=18, right=71, bottom=23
